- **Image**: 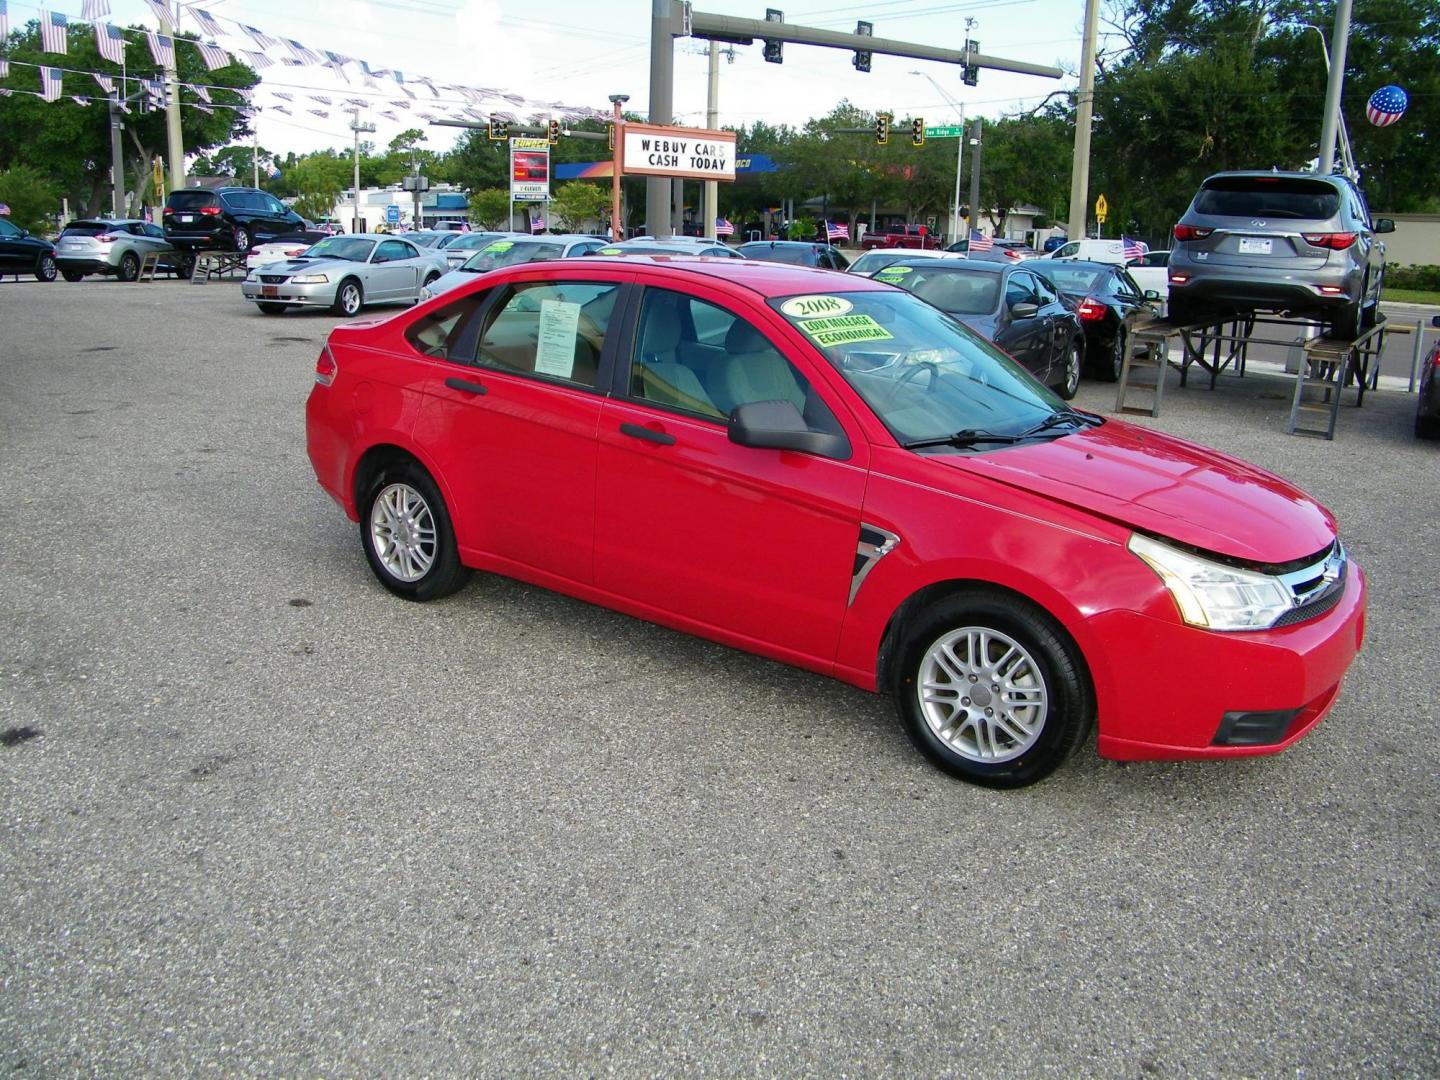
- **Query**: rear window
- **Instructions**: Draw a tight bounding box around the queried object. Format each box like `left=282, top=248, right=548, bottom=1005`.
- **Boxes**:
left=1031, top=265, right=1104, bottom=295
left=879, top=267, right=1001, bottom=315
left=740, top=245, right=815, bottom=266
left=61, top=221, right=116, bottom=236
left=167, top=190, right=219, bottom=211
left=1193, top=177, right=1341, bottom=220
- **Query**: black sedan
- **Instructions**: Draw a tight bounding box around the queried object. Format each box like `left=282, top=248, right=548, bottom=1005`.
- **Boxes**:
left=736, top=240, right=850, bottom=270
left=0, top=217, right=58, bottom=282
left=873, top=257, right=1086, bottom=398
left=1417, top=315, right=1440, bottom=440
left=1028, top=259, right=1159, bottom=382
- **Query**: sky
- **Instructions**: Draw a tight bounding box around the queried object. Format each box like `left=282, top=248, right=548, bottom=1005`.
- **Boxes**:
left=45, top=0, right=1113, bottom=160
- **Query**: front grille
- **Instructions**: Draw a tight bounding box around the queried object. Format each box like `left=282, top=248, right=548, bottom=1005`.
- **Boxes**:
left=1273, top=570, right=1346, bottom=627
left=1271, top=543, right=1347, bottom=628
left=259, top=274, right=288, bottom=284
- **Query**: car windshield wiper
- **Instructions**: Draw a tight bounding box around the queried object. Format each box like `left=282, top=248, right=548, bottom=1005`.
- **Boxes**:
left=903, top=429, right=1025, bottom=450
left=1020, top=410, right=1101, bottom=438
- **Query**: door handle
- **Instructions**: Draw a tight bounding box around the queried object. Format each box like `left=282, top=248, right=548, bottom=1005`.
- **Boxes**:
left=619, top=422, right=675, bottom=446
left=444, top=376, right=488, bottom=396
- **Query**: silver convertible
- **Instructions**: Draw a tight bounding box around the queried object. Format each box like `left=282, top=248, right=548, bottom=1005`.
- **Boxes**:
left=241, top=234, right=450, bottom=316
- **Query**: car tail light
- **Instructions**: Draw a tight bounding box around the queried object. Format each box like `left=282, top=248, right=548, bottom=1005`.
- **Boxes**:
left=1169, top=274, right=1190, bottom=284
left=246, top=248, right=259, bottom=256
left=1004, top=248, right=1022, bottom=260
left=314, top=345, right=338, bottom=387
left=1318, top=285, right=1345, bottom=295
left=1076, top=296, right=1107, bottom=321
left=199, top=206, right=222, bottom=216
left=1301, top=232, right=1357, bottom=250
left=1173, top=224, right=1213, bottom=242
left=96, top=233, right=118, bottom=243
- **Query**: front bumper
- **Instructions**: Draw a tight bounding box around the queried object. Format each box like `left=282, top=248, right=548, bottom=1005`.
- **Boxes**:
left=241, top=279, right=339, bottom=307
left=1092, top=562, right=1366, bottom=761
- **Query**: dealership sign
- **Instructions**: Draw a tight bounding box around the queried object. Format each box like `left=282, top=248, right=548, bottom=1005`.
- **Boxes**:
left=510, top=136, right=551, bottom=202
left=621, top=123, right=737, bottom=182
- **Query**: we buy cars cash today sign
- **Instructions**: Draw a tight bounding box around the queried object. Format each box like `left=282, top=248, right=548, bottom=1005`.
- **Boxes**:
left=621, top=123, right=737, bottom=182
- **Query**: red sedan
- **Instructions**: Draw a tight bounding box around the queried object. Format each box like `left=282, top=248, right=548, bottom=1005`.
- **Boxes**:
left=306, top=256, right=1365, bottom=788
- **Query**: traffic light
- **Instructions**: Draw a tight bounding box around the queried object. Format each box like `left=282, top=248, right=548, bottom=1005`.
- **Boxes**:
left=962, top=38, right=980, bottom=86
left=488, top=116, right=509, bottom=141
left=763, top=8, right=783, bottom=64
left=875, top=113, right=891, bottom=145
left=852, top=20, right=872, bottom=73
left=548, top=119, right=561, bottom=144
left=911, top=117, right=925, bottom=146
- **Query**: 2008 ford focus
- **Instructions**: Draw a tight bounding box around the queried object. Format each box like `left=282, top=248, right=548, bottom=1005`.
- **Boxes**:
left=305, top=256, right=1365, bottom=788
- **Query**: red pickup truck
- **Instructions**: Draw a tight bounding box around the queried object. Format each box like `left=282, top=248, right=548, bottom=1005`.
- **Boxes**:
left=859, top=224, right=944, bottom=251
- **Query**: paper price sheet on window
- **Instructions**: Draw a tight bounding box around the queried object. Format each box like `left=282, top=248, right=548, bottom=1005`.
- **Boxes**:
left=535, top=299, right=582, bottom=378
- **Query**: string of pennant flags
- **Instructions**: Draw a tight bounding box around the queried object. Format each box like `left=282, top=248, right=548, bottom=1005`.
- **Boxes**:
left=0, top=0, right=611, bottom=127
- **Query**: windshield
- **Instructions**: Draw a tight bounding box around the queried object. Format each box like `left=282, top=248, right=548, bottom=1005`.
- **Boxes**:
left=304, top=237, right=375, bottom=262
left=770, top=291, right=1066, bottom=445
left=462, top=240, right=565, bottom=271
left=850, top=251, right=915, bottom=275
left=740, top=244, right=814, bottom=265
left=450, top=232, right=506, bottom=251
left=871, top=265, right=1000, bottom=315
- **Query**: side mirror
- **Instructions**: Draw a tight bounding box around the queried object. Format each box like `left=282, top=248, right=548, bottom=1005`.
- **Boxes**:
left=372, top=254, right=387, bottom=264
left=1374, top=218, right=1395, bottom=234
left=1010, top=302, right=1040, bottom=319
left=728, top=400, right=850, bottom=461
left=1144, top=289, right=1162, bottom=302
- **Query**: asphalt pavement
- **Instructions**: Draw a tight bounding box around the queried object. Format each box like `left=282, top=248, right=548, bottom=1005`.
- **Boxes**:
left=2, top=277, right=1437, bottom=1077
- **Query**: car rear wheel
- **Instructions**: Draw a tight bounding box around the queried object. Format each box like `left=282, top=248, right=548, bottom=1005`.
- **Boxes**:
left=60, top=269, right=86, bottom=283
left=231, top=226, right=250, bottom=253
left=1417, top=411, right=1440, bottom=440
left=360, top=462, right=471, bottom=601
left=1096, top=329, right=1125, bottom=383
left=171, top=254, right=195, bottom=280
left=333, top=278, right=364, bottom=317
left=1329, top=299, right=1362, bottom=341
left=34, top=253, right=57, bottom=282
left=257, top=302, right=289, bottom=315
left=117, top=252, right=140, bottom=282
left=1055, top=339, right=1082, bottom=399
left=892, top=590, right=1092, bottom=788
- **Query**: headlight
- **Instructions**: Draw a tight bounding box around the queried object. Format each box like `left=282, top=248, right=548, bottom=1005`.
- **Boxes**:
left=419, top=287, right=433, bottom=300
left=244, top=270, right=257, bottom=282
left=1128, top=533, right=1292, bottom=631
left=290, top=273, right=329, bottom=284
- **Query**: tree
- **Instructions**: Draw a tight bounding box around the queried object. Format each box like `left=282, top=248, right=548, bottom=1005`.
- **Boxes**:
left=284, top=154, right=349, bottom=222
left=0, top=165, right=60, bottom=231
left=468, top=188, right=512, bottom=228
left=548, top=182, right=607, bottom=232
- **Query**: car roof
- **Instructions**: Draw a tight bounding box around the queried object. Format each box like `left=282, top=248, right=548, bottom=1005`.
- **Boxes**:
left=888, top=256, right=1002, bottom=274
left=738, top=240, right=827, bottom=248
left=69, top=218, right=148, bottom=226
left=1030, top=259, right=1114, bottom=272
left=1200, top=170, right=1350, bottom=189
left=563, top=254, right=892, bottom=297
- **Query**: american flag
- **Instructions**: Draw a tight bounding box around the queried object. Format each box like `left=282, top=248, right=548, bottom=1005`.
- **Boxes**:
left=1121, top=235, right=1147, bottom=261
left=40, top=66, right=63, bottom=102
left=0, top=203, right=10, bottom=215
left=530, top=212, right=545, bottom=234
left=825, top=220, right=848, bottom=243
left=196, top=42, right=231, bottom=71
left=285, top=39, right=320, bottom=65
left=0, top=61, right=7, bottom=79
left=310, top=95, right=332, bottom=105
left=81, top=0, right=110, bottom=19
left=189, top=83, right=211, bottom=103
left=40, top=10, right=67, bottom=54
left=96, top=22, right=125, bottom=62
left=146, top=31, right=174, bottom=68
left=241, top=24, right=278, bottom=49
left=308, top=108, right=329, bottom=118
left=967, top=229, right=993, bottom=252
left=190, top=7, right=222, bottom=37
left=1365, top=85, right=1407, bottom=127
left=715, top=217, right=734, bottom=237
left=0, top=2, right=8, bottom=41
left=241, top=50, right=273, bottom=70
left=92, top=72, right=115, bottom=94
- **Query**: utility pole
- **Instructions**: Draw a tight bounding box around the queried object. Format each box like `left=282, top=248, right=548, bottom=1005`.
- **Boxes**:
left=411, top=158, right=423, bottom=231
left=704, top=42, right=720, bottom=240
left=609, top=94, right=629, bottom=241
left=1066, top=0, right=1100, bottom=241
left=159, top=1, right=186, bottom=191
left=646, top=0, right=676, bottom=236
left=968, top=118, right=983, bottom=235
left=252, top=127, right=260, bottom=189
left=109, top=99, right=127, bottom=217
left=348, top=111, right=376, bottom=233
left=1316, top=0, right=1353, bottom=175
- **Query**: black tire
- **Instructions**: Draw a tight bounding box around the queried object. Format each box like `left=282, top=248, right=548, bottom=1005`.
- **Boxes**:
left=891, top=589, right=1093, bottom=788
left=1095, top=328, right=1125, bottom=383
left=1054, top=338, right=1083, bottom=400
left=332, top=278, right=364, bottom=317
left=171, top=254, right=195, bottom=280
left=117, top=252, right=140, bottom=282
left=1360, top=274, right=1378, bottom=330
left=1166, top=295, right=1210, bottom=327
left=1329, top=298, right=1361, bottom=341
left=359, top=460, right=471, bottom=602
left=60, top=269, right=86, bottom=283
left=34, top=253, right=58, bottom=282
left=257, top=302, right=289, bottom=315
left=231, top=226, right=250, bottom=253
left=423, top=272, right=440, bottom=288
left=1416, top=411, right=1440, bottom=440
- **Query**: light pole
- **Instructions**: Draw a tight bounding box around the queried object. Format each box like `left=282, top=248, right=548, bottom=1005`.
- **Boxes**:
left=348, top=110, right=376, bottom=233
left=1066, top=0, right=1101, bottom=241
left=609, top=94, right=629, bottom=242
left=158, top=0, right=186, bottom=191
left=909, top=70, right=965, bottom=243
left=1303, top=22, right=1355, bottom=176
left=1316, top=0, right=1352, bottom=176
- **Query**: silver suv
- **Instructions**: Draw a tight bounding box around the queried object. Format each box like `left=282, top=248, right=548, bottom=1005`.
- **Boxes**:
left=55, top=219, right=193, bottom=281
left=1166, top=171, right=1392, bottom=338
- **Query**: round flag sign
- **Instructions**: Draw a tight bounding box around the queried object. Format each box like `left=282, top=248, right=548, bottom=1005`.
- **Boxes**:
left=1366, top=85, right=1407, bottom=127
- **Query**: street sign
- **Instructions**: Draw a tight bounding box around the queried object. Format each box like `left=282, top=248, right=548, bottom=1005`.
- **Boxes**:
left=1095, top=193, right=1108, bottom=224
left=385, top=204, right=400, bottom=225
left=925, top=124, right=966, bottom=138
left=510, top=136, right=551, bottom=202
left=621, top=122, right=737, bottom=182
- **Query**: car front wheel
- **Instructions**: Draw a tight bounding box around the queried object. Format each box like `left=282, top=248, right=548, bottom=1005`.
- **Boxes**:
left=34, top=253, right=58, bottom=282
left=333, top=279, right=363, bottom=317
left=892, top=590, right=1093, bottom=788
left=360, top=461, right=471, bottom=601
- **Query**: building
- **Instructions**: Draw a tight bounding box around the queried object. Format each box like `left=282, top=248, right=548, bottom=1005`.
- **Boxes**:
left=332, top=185, right=471, bottom=231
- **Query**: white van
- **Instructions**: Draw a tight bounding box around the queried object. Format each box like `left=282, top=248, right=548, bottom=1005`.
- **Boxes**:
left=1044, top=238, right=1127, bottom=264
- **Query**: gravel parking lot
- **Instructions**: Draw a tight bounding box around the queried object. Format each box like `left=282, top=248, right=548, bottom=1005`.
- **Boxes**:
left=2, top=278, right=1437, bottom=1077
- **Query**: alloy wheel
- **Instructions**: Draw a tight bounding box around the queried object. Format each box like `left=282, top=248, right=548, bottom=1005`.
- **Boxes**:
left=916, top=626, right=1048, bottom=763
left=369, top=483, right=437, bottom=582
left=341, top=283, right=362, bottom=315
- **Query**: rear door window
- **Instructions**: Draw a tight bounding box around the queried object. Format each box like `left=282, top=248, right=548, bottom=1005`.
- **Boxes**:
left=475, top=281, right=620, bottom=389
left=1193, top=177, right=1341, bottom=219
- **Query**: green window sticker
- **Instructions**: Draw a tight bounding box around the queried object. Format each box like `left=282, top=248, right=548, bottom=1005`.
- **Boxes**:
left=598, top=247, right=624, bottom=256
left=488, top=241, right=515, bottom=253
left=797, top=313, right=895, bottom=348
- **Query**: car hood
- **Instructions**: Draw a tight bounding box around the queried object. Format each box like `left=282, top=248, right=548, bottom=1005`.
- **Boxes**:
left=429, top=268, right=483, bottom=294
left=261, top=257, right=354, bottom=274
left=939, top=420, right=1336, bottom=564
